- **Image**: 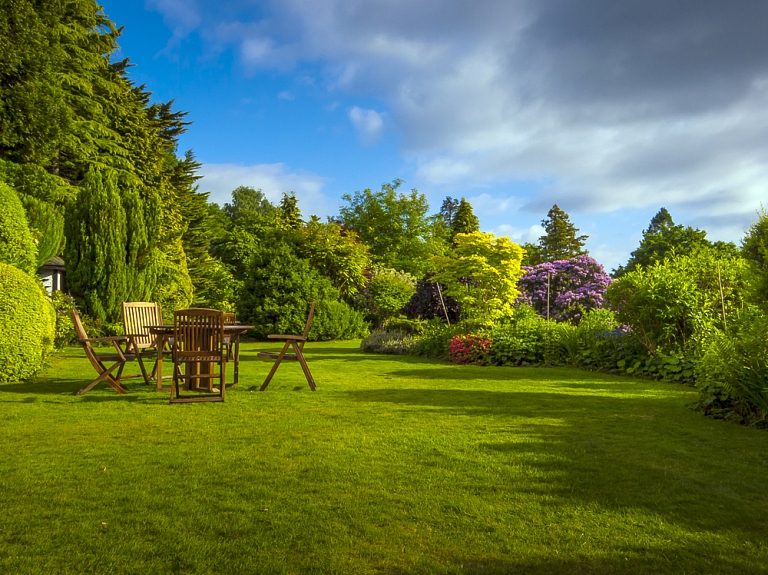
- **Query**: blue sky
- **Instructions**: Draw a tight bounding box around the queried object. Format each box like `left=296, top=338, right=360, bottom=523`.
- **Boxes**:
left=100, top=1, right=768, bottom=270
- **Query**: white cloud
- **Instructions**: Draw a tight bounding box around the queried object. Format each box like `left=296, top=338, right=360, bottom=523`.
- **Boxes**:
left=198, top=163, right=333, bottom=218
left=349, top=106, right=384, bottom=145
left=149, top=0, right=768, bottom=246
left=491, top=224, right=543, bottom=244
left=277, top=90, right=295, bottom=100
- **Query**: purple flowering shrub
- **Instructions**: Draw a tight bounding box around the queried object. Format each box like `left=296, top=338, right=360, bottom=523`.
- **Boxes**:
left=448, top=333, right=492, bottom=365
left=516, top=255, right=612, bottom=324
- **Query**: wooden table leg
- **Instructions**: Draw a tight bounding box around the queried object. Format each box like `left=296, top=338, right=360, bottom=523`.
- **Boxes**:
left=233, top=335, right=241, bottom=386
left=154, top=335, right=164, bottom=392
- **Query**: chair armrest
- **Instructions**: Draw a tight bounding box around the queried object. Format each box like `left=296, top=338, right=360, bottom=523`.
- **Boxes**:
left=267, top=334, right=307, bottom=341
left=85, top=336, right=129, bottom=343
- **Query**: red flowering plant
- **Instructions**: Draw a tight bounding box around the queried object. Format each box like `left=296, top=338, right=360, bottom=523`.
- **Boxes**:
left=448, top=333, right=492, bottom=365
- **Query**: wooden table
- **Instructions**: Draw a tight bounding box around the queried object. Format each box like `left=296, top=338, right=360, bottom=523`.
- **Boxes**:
left=146, top=324, right=253, bottom=392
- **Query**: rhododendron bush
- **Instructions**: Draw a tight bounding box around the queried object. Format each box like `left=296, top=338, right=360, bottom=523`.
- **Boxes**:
left=516, top=255, right=612, bottom=324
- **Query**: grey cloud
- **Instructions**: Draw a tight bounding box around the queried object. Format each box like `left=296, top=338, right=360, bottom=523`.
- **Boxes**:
left=151, top=0, right=768, bottom=235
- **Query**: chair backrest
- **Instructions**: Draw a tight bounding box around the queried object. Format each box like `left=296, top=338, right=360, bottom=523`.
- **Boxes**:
left=302, top=302, right=316, bottom=339
left=223, top=312, right=237, bottom=325
left=70, top=308, right=103, bottom=373
left=173, top=308, right=225, bottom=358
left=123, top=302, right=163, bottom=350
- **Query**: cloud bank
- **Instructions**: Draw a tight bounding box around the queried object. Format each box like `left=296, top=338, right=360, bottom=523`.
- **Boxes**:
left=149, top=0, right=768, bottom=240
left=198, top=163, right=332, bottom=218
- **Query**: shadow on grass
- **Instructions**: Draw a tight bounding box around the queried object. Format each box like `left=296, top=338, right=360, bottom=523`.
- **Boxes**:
left=343, top=386, right=766, bottom=540
left=381, top=549, right=760, bottom=575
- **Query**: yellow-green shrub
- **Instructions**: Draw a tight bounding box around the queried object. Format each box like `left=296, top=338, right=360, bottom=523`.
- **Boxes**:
left=0, top=263, right=55, bottom=383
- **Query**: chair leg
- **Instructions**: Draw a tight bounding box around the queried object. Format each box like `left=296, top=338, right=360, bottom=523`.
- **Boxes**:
left=259, top=340, right=291, bottom=391
left=77, top=361, right=127, bottom=395
left=134, top=352, right=151, bottom=385
left=292, top=341, right=316, bottom=391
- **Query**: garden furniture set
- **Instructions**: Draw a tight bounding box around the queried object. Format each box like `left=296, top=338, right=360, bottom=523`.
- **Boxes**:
left=70, top=302, right=317, bottom=401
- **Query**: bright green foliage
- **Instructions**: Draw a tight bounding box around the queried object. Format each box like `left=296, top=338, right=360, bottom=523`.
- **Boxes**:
left=223, top=186, right=276, bottom=231
left=0, top=0, right=69, bottom=165
left=694, top=311, right=768, bottom=424
left=297, top=217, right=370, bottom=297
left=277, top=192, right=302, bottom=230
left=0, top=262, right=55, bottom=382
left=238, top=242, right=367, bottom=340
left=489, top=306, right=566, bottom=366
left=614, top=208, right=714, bottom=277
left=537, top=204, right=588, bottom=261
left=521, top=242, right=543, bottom=266
left=431, top=232, right=525, bottom=324
left=20, top=195, right=64, bottom=266
left=0, top=180, right=37, bottom=273
left=310, top=300, right=369, bottom=341
left=607, top=248, right=750, bottom=352
left=366, top=267, right=417, bottom=325
left=741, top=207, right=768, bottom=309
left=64, top=167, right=162, bottom=322
left=64, top=168, right=127, bottom=322
left=449, top=198, right=480, bottom=244
left=0, top=159, right=76, bottom=266
left=339, top=179, right=447, bottom=277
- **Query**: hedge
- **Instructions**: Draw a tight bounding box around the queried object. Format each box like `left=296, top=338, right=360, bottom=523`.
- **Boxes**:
left=0, top=263, right=56, bottom=383
left=0, top=180, right=37, bottom=274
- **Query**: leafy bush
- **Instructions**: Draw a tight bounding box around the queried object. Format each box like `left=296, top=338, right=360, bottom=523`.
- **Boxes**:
left=239, top=242, right=368, bottom=340
left=448, top=334, right=491, bottom=365
left=412, top=320, right=478, bottom=359
left=692, top=312, right=768, bottom=425
left=489, top=307, right=565, bottom=366
left=0, top=263, right=55, bottom=382
left=431, top=232, right=525, bottom=324
left=360, top=330, right=416, bottom=354
left=607, top=248, right=749, bottom=352
left=355, top=266, right=416, bottom=327
left=516, top=255, right=612, bottom=324
left=402, top=273, right=460, bottom=323
left=0, top=180, right=37, bottom=274
left=310, top=300, right=369, bottom=341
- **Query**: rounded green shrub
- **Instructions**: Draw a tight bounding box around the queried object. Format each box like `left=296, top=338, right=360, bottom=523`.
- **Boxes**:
left=0, top=263, right=56, bottom=383
left=0, top=180, right=38, bottom=274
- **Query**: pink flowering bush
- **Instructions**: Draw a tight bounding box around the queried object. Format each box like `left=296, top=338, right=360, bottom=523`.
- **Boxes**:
left=448, top=333, right=492, bottom=365
left=516, top=255, right=612, bottom=324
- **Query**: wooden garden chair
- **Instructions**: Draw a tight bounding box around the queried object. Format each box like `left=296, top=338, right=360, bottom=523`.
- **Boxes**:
left=122, top=301, right=170, bottom=386
left=258, top=303, right=316, bottom=391
left=170, top=308, right=226, bottom=403
left=70, top=308, right=135, bottom=396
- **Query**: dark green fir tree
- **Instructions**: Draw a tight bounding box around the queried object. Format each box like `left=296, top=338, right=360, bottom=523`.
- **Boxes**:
left=450, top=198, right=480, bottom=245
left=538, top=204, right=588, bottom=261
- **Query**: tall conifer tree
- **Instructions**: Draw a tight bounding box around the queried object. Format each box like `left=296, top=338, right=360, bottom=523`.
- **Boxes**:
left=537, top=204, right=588, bottom=261
left=450, top=197, right=480, bottom=245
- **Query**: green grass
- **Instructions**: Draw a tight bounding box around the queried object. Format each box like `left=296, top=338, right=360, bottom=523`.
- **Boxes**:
left=1, top=341, right=768, bottom=574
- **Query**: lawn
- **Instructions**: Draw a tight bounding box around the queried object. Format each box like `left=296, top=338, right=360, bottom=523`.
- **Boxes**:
left=1, top=341, right=767, bottom=574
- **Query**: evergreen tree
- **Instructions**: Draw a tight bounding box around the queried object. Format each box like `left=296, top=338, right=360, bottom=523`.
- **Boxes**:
left=450, top=197, right=480, bottom=244
left=538, top=204, right=588, bottom=261
left=440, top=196, right=460, bottom=227
left=277, top=192, right=302, bottom=230
left=614, top=207, right=711, bottom=277
left=64, top=168, right=128, bottom=322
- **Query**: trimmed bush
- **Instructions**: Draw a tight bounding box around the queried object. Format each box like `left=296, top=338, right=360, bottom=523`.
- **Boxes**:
left=360, top=330, right=416, bottom=354
left=0, top=263, right=55, bottom=382
left=311, top=300, right=369, bottom=341
left=0, top=180, right=37, bottom=274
